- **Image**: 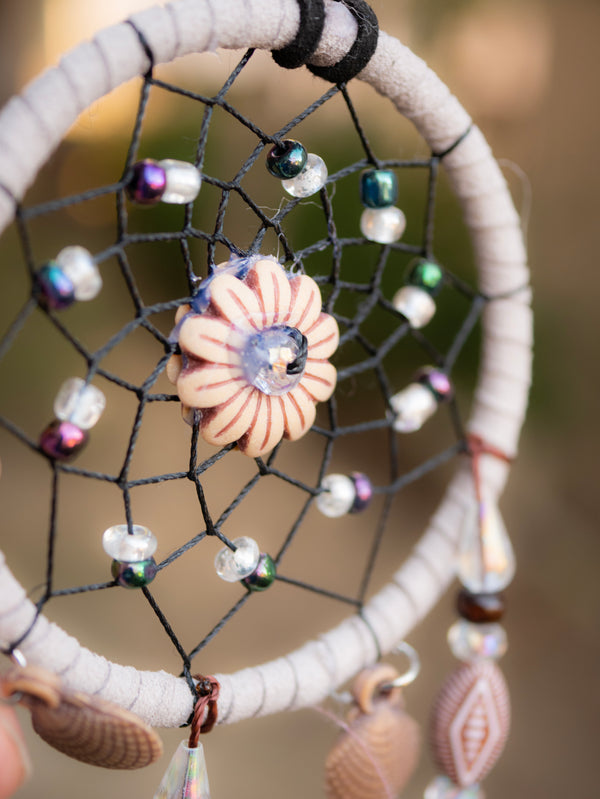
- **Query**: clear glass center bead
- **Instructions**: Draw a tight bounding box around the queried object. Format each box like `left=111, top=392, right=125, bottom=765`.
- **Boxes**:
left=457, top=496, right=516, bottom=593
left=243, top=325, right=308, bottom=396
left=102, top=524, right=157, bottom=562
left=54, top=377, right=106, bottom=430
left=447, top=619, right=508, bottom=662
left=215, top=536, right=260, bottom=582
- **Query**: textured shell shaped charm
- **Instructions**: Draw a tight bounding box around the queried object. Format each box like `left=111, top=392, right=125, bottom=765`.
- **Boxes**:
left=430, top=660, right=510, bottom=788
left=1, top=665, right=163, bottom=769
left=168, top=255, right=339, bottom=457
left=325, top=664, right=421, bottom=799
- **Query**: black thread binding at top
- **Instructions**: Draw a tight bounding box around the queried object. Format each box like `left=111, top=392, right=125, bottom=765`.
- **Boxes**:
left=308, top=0, right=378, bottom=84
left=272, top=0, right=326, bottom=69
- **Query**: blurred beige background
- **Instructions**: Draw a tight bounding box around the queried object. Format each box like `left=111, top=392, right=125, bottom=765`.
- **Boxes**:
left=0, top=1, right=598, bottom=798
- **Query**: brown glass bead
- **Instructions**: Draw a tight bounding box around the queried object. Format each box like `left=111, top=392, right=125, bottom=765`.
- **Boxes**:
left=456, top=589, right=505, bottom=623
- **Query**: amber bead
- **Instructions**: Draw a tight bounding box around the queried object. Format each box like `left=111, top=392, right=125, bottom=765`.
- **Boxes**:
left=456, top=589, right=505, bottom=624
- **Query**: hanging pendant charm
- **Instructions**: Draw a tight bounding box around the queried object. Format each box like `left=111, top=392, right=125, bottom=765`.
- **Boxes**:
left=153, top=741, right=211, bottom=799
left=1, top=665, right=162, bottom=768
left=430, top=660, right=510, bottom=788
left=154, top=675, right=219, bottom=799
left=325, top=663, right=421, bottom=799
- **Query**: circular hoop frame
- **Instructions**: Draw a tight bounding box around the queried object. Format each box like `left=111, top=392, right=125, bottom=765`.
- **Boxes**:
left=0, top=0, right=531, bottom=728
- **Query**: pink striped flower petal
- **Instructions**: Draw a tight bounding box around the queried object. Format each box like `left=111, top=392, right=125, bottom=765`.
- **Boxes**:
left=201, top=386, right=258, bottom=446
left=282, top=388, right=317, bottom=440
left=304, top=313, right=339, bottom=359
left=239, top=393, right=286, bottom=457
left=300, top=360, right=337, bottom=402
left=246, top=259, right=292, bottom=327
left=178, top=316, right=245, bottom=366
left=209, top=273, right=261, bottom=331
left=177, top=363, right=245, bottom=408
left=286, top=274, right=322, bottom=332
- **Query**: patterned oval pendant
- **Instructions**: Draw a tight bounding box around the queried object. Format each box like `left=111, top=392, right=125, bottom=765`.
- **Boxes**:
left=325, top=664, right=421, bottom=799
left=430, top=660, right=510, bottom=787
left=2, top=665, right=163, bottom=769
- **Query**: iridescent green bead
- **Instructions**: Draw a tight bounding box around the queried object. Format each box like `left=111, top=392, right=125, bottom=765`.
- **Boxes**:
left=266, top=139, right=307, bottom=179
left=111, top=557, right=157, bottom=589
left=241, top=553, right=276, bottom=592
left=360, top=169, right=398, bottom=208
left=406, top=260, right=444, bottom=296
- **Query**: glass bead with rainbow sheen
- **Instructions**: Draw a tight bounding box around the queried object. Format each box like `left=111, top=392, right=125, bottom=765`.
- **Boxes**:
left=266, top=139, right=307, bottom=179
left=242, top=553, right=276, bottom=592
left=360, top=168, right=398, bottom=208
left=447, top=619, right=508, bottom=662
left=39, top=420, right=88, bottom=460
left=36, top=263, right=75, bottom=310
left=424, top=776, right=483, bottom=799
left=406, top=260, right=444, bottom=295
left=111, top=558, right=157, bottom=589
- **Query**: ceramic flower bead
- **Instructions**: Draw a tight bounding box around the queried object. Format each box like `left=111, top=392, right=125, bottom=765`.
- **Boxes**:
left=168, top=257, right=339, bottom=458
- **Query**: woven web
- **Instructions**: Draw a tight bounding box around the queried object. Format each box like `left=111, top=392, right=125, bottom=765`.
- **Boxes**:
left=0, top=45, right=489, bottom=698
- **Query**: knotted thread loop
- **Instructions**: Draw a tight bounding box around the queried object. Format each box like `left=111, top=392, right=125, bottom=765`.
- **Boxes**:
left=465, top=434, right=513, bottom=502
left=188, top=675, right=220, bottom=747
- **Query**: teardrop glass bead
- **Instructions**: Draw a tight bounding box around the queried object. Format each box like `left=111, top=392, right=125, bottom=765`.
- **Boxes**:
left=154, top=741, right=211, bottom=799
left=457, top=497, right=516, bottom=594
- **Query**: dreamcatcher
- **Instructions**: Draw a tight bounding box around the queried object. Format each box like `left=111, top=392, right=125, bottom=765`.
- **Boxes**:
left=0, top=1, right=531, bottom=798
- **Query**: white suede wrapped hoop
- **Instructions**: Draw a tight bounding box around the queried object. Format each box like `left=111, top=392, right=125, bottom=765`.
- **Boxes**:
left=0, top=0, right=532, bottom=728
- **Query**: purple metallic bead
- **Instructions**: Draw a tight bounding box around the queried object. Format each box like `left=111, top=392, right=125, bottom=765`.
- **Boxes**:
left=415, top=366, right=453, bottom=402
left=241, top=553, right=276, bottom=592
left=126, top=159, right=167, bottom=205
left=36, top=263, right=75, bottom=310
left=39, top=420, right=88, bottom=460
left=350, top=472, right=372, bottom=513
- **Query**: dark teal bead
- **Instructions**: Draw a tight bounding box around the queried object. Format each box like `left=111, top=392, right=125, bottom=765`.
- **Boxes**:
left=406, top=260, right=444, bottom=296
left=36, top=263, right=75, bottom=310
left=242, top=553, right=276, bottom=592
left=266, top=140, right=307, bottom=179
left=360, top=169, right=398, bottom=208
left=112, top=557, right=157, bottom=588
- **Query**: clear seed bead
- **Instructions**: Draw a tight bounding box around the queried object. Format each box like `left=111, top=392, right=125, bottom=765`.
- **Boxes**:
left=316, top=474, right=356, bottom=517
left=215, top=536, right=260, bottom=582
left=282, top=153, right=327, bottom=197
left=158, top=159, right=202, bottom=204
left=457, top=497, right=516, bottom=593
left=360, top=206, right=406, bottom=243
left=392, top=285, right=436, bottom=328
left=447, top=619, right=508, bottom=662
left=243, top=325, right=307, bottom=396
left=102, top=524, right=157, bottom=562
left=55, top=246, right=102, bottom=301
left=54, top=377, right=106, bottom=430
left=424, top=776, right=484, bottom=799
left=390, top=383, right=438, bottom=432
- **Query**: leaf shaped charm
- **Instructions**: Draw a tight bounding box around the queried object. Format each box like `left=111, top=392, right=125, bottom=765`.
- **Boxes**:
left=2, top=665, right=163, bottom=769
left=325, top=664, right=421, bottom=799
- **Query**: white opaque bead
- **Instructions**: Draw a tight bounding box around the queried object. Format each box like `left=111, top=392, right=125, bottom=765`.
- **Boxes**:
left=360, top=206, right=406, bottom=244
left=390, top=383, right=437, bottom=433
left=424, top=776, right=483, bottom=799
left=282, top=153, right=327, bottom=198
left=158, top=159, right=202, bottom=204
left=448, top=619, right=508, bottom=662
left=316, top=474, right=356, bottom=518
left=457, top=497, right=516, bottom=593
left=55, top=246, right=102, bottom=301
left=392, top=285, right=436, bottom=328
left=215, top=536, right=260, bottom=582
left=54, top=377, right=106, bottom=430
left=102, top=524, right=157, bottom=562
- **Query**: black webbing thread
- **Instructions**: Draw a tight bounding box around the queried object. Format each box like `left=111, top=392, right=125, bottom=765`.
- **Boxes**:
left=272, top=0, right=379, bottom=84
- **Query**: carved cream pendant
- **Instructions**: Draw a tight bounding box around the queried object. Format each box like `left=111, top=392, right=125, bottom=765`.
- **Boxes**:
left=167, top=256, right=339, bottom=457
left=325, top=664, right=421, bottom=799
left=1, top=665, right=163, bottom=769
left=430, top=660, right=510, bottom=788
